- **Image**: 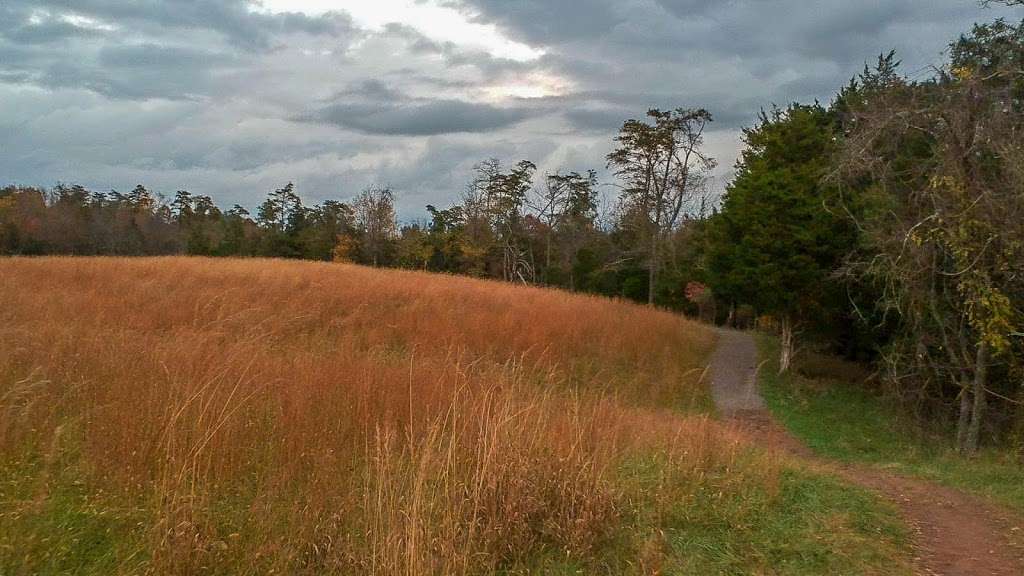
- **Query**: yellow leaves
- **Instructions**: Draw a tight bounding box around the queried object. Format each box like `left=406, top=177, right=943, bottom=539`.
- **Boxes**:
left=951, top=66, right=974, bottom=82
left=929, top=175, right=950, bottom=190
left=928, top=175, right=967, bottom=200
left=0, top=195, right=14, bottom=217
left=965, top=285, right=1018, bottom=356
left=331, top=234, right=358, bottom=263
left=909, top=229, right=924, bottom=247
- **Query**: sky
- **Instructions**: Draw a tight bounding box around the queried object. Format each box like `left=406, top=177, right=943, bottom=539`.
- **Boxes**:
left=1, top=0, right=1018, bottom=218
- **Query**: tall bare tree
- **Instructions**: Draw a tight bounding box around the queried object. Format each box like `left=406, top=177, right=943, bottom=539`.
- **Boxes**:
left=531, top=170, right=599, bottom=288
left=463, top=159, right=537, bottom=283
left=353, top=185, right=397, bottom=267
left=607, top=108, right=715, bottom=304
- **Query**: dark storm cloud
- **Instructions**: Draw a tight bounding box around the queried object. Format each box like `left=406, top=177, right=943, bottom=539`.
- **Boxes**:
left=332, top=79, right=406, bottom=102
left=3, top=41, right=241, bottom=101
left=383, top=69, right=478, bottom=90
left=305, top=75, right=547, bottom=137
left=1, top=17, right=104, bottom=45
left=2, top=0, right=351, bottom=50
left=98, top=44, right=237, bottom=70
left=307, top=94, right=532, bottom=136
left=0, top=0, right=353, bottom=100
left=449, top=0, right=1020, bottom=130
left=442, top=0, right=625, bottom=44
left=2, top=0, right=1020, bottom=218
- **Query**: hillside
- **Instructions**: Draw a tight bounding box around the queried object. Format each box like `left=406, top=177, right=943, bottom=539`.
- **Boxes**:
left=0, top=257, right=909, bottom=574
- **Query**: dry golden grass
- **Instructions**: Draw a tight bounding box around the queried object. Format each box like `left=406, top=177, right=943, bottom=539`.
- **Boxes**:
left=0, top=257, right=906, bottom=575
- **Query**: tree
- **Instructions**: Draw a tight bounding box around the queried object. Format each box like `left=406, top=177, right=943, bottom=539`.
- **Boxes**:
left=537, top=171, right=599, bottom=289
left=708, top=103, right=851, bottom=373
left=462, top=159, right=537, bottom=282
left=127, top=184, right=155, bottom=212
left=836, top=28, right=1024, bottom=453
left=424, top=204, right=466, bottom=272
left=607, top=108, right=715, bottom=304
left=353, top=185, right=397, bottom=267
left=395, top=224, right=433, bottom=270
left=298, top=200, right=355, bottom=261
left=256, top=183, right=304, bottom=257
left=47, top=184, right=94, bottom=254
left=219, top=205, right=254, bottom=256
left=257, top=183, right=301, bottom=233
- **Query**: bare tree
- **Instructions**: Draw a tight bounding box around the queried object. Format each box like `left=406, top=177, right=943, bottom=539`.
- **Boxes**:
left=607, top=108, right=715, bottom=304
left=353, top=185, right=397, bottom=267
left=531, top=170, right=599, bottom=288
left=462, top=159, right=537, bottom=283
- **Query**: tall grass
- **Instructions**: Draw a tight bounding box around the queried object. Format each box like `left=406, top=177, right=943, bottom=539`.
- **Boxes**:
left=0, top=257, right=906, bottom=574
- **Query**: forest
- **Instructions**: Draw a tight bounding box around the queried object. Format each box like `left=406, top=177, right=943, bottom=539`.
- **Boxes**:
left=2, top=15, right=1022, bottom=458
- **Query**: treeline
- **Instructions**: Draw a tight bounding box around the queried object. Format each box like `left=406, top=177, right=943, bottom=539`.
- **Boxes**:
left=1, top=122, right=716, bottom=309
left=0, top=182, right=376, bottom=263
left=2, top=15, right=1022, bottom=454
left=704, top=17, right=1024, bottom=454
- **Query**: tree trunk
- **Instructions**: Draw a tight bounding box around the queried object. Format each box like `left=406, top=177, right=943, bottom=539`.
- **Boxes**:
left=544, top=233, right=552, bottom=285
left=647, top=232, right=658, bottom=305
left=503, top=243, right=512, bottom=282
left=1014, top=386, right=1024, bottom=460
left=779, top=314, right=794, bottom=374
left=956, top=383, right=972, bottom=453
left=965, top=341, right=989, bottom=455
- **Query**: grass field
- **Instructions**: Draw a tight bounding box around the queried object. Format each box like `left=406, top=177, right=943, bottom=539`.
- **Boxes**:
left=1, top=257, right=910, bottom=574
left=758, top=335, right=1024, bottom=514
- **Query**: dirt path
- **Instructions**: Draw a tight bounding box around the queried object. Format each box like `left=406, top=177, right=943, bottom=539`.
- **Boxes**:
left=710, top=328, right=1024, bottom=576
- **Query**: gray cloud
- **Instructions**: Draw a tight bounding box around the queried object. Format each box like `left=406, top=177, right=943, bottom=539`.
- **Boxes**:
left=98, top=43, right=236, bottom=69
left=0, top=0, right=353, bottom=100
left=323, top=100, right=529, bottom=136
left=451, top=0, right=1021, bottom=131
left=444, top=0, right=625, bottom=45
left=331, top=78, right=406, bottom=102
left=2, top=0, right=1020, bottom=219
left=1, top=17, right=104, bottom=45
left=306, top=89, right=533, bottom=136
left=562, top=106, right=630, bottom=133
left=377, top=21, right=537, bottom=82
left=3, top=0, right=352, bottom=49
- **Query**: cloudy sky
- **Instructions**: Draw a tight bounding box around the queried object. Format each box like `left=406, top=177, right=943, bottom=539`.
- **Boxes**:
left=1, top=1, right=1017, bottom=218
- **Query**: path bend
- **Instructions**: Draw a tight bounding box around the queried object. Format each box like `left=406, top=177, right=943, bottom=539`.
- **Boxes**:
left=709, top=328, right=1024, bottom=576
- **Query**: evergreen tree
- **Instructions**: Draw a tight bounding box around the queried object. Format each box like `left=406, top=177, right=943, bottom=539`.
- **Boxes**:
left=708, top=103, right=853, bottom=372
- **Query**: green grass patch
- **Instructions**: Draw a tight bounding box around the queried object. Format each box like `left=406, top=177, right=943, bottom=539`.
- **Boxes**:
left=0, top=460, right=147, bottom=575
left=0, top=453, right=912, bottom=576
left=611, top=453, right=911, bottom=576
left=503, top=452, right=912, bottom=575
left=758, top=334, right=1024, bottom=513
left=659, top=469, right=910, bottom=575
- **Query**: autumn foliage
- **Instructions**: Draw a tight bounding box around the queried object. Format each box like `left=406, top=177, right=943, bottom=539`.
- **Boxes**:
left=0, top=256, right=781, bottom=574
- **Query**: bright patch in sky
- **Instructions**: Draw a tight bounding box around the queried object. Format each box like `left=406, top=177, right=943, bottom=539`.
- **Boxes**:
left=254, top=0, right=544, bottom=61
left=27, top=9, right=118, bottom=32
left=61, top=14, right=119, bottom=32
left=481, top=72, right=572, bottom=101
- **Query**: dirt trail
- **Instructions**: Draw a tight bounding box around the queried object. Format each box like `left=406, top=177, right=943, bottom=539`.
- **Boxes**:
left=710, top=328, right=1024, bottom=576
